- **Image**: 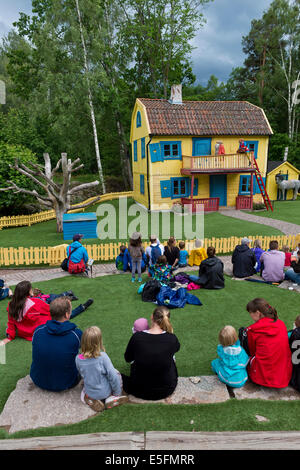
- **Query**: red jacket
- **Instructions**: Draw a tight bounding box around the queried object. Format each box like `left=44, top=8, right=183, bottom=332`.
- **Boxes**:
left=246, top=317, right=292, bottom=388
left=6, top=297, right=51, bottom=341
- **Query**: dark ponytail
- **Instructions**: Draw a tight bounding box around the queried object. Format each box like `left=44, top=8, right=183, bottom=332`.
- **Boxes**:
left=8, top=281, right=32, bottom=321
left=246, top=298, right=278, bottom=322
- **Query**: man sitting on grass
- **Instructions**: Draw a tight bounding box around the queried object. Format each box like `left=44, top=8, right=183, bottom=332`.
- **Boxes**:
left=30, top=297, right=86, bottom=392
left=260, top=240, right=285, bottom=283
left=232, top=237, right=256, bottom=278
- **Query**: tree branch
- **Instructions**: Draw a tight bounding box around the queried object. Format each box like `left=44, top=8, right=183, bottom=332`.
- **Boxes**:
left=68, top=180, right=100, bottom=195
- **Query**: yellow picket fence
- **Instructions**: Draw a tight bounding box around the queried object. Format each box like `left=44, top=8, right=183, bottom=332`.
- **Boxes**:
left=0, top=191, right=133, bottom=230
left=1, top=234, right=299, bottom=267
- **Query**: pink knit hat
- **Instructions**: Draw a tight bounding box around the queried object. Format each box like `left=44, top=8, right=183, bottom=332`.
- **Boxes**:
left=132, top=318, right=149, bottom=333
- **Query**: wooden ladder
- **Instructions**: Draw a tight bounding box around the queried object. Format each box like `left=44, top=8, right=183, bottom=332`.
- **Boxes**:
left=250, top=155, right=273, bottom=212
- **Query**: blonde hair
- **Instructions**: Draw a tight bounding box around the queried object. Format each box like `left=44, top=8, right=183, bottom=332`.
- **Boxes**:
left=219, top=325, right=238, bottom=347
left=81, top=326, right=105, bottom=359
left=152, top=306, right=173, bottom=333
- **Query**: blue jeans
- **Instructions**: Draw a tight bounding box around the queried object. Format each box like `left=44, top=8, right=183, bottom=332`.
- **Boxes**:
left=285, top=269, right=300, bottom=285
left=46, top=293, right=84, bottom=319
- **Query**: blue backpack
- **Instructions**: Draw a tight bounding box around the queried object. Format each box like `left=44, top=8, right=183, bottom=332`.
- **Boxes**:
left=150, top=245, right=162, bottom=265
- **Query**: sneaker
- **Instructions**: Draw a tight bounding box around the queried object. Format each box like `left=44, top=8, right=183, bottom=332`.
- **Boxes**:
left=83, top=393, right=105, bottom=413
left=138, top=277, right=142, bottom=283
left=105, top=395, right=129, bottom=409
left=131, top=277, right=136, bottom=283
left=82, top=298, right=94, bottom=310
left=65, top=290, right=79, bottom=301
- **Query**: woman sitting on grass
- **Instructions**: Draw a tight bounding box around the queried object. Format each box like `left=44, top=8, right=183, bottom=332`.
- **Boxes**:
left=240, top=298, right=292, bottom=389
left=122, top=306, right=180, bottom=400
left=1, top=281, right=93, bottom=344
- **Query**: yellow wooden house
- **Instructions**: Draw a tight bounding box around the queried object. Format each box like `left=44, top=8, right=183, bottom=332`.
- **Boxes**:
left=130, top=85, right=273, bottom=212
left=266, top=160, right=300, bottom=201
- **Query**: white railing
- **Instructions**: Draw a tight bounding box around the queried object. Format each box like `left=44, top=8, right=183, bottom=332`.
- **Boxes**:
left=182, top=152, right=254, bottom=171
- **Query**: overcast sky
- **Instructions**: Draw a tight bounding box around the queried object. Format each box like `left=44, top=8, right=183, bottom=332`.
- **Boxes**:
left=0, top=0, right=273, bottom=85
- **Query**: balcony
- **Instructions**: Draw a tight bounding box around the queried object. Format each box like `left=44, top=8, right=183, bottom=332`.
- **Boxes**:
left=181, top=152, right=256, bottom=175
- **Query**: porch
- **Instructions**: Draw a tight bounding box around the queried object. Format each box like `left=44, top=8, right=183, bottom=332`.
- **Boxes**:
left=180, top=153, right=256, bottom=213
left=181, top=152, right=256, bottom=175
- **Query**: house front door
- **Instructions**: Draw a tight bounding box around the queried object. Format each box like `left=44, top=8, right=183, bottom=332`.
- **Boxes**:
left=210, top=175, right=227, bottom=206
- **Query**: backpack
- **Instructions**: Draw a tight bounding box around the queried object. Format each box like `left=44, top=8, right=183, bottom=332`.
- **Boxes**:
left=150, top=245, right=162, bottom=265
left=141, top=280, right=161, bottom=303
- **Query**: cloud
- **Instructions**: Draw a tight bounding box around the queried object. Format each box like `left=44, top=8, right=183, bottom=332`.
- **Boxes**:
left=191, top=0, right=273, bottom=84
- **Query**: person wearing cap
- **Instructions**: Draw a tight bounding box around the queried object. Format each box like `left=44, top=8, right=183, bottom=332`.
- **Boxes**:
left=232, top=237, right=256, bottom=278
left=128, top=232, right=145, bottom=283
left=145, top=236, right=164, bottom=265
left=260, top=240, right=285, bottom=283
left=67, top=234, right=89, bottom=275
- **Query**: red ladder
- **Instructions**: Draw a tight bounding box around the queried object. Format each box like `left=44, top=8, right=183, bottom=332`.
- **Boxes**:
left=250, top=155, right=273, bottom=211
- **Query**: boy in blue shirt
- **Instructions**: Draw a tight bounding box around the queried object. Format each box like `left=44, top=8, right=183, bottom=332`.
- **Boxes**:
left=178, top=241, right=189, bottom=267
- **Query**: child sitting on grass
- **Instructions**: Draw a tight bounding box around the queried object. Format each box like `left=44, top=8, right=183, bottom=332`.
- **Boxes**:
left=152, top=255, right=173, bottom=284
left=211, top=325, right=249, bottom=388
left=282, top=245, right=292, bottom=268
left=115, top=245, right=128, bottom=271
left=76, top=326, right=128, bottom=412
left=178, top=241, right=189, bottom=267
left=132, top=318, right=149, bottom=334
left=289, top=315, right=300, bottom=393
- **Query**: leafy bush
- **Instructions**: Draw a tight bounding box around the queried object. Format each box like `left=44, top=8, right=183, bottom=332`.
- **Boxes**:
left=0, top=143, right=38, bottom=215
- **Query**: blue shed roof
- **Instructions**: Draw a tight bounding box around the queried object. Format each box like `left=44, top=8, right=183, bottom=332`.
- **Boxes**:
left=63, top=212, right=97, bottom=222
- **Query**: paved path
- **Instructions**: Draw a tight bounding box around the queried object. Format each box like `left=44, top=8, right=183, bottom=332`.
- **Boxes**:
left=219, top=209, right=300, bottom=236
left=0, top=262, right=202, bottom=286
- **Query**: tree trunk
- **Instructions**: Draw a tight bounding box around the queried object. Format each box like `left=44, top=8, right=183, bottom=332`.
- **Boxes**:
left=75, top=0, right=106, bottom=194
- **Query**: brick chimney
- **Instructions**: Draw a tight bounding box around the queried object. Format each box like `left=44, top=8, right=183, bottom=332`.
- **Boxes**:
left=169, top=84, right=182, bottom=105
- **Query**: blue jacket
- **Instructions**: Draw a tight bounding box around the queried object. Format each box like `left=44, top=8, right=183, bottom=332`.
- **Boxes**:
left=30, top=320, right=82, bottom=392
left=252, top=247, right=265, bottom=273
left=121, top=248, right=148, bottom=272
left=66, top=241, right=88, bottom=266
left=211, top=340, right=249, bottom=388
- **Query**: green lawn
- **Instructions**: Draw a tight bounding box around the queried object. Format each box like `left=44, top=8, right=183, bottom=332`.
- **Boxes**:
left=0, top=272, right=299, bottom=439
left=247, top=199, right=300, bottom=226
left=0, top=198, right=283, bottom=249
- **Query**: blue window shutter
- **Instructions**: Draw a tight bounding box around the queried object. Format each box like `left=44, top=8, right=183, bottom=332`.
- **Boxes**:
left=140, top=174, right=145, bottom=194
left=136, top=111, right=141, bottom=128
left=141, top=137, right=145, bottom=159
left=160, top=180, right=171, bottom=198
left=150, top=143, right=163, bottom=162
left=133, top=140, right=138, bottom=162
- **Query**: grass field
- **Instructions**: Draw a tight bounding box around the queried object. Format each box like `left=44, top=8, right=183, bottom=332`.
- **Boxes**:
left=0, top=272, right=299, bottom=439
left=0, top=198, right=283, bottom=249
left=247, top=199, right=300, bottom=226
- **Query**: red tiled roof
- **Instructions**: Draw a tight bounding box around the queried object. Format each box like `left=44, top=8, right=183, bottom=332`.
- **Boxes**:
left=138, top=99, right=272, bottom=136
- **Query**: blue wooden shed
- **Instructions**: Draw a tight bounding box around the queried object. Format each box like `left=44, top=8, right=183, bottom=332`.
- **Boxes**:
left=62, top=213, right=98, bottom=240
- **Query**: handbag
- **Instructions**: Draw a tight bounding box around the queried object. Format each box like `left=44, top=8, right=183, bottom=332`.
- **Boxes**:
left=61, top=246, right=80, bottom=271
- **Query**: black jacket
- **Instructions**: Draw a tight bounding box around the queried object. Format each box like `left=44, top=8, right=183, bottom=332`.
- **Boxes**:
left=232, top=244, right=256, bottom=278
left=122, top=331, right=180, bottom=400
left=290, top=260, right=300, bottom=274
left=197, top=256, right=225, bottom=289
left=289, top=327, right=300, bottom=392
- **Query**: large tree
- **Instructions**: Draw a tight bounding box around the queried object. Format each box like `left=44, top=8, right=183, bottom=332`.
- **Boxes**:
left=0, top=152, right=100, bottom=232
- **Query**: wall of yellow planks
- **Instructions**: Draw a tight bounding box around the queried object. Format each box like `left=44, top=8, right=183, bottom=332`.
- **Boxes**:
left=1, top=234, right=299, bottom=267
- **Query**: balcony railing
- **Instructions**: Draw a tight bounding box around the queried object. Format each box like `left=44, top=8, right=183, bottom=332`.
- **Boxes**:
left=182, top=152, right=255, bottom=173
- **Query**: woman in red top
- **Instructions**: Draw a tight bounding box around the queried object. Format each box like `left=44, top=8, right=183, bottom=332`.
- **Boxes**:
left=245, top=298, right=292, bottom=388
left=2, top=281, right=51, bottom=344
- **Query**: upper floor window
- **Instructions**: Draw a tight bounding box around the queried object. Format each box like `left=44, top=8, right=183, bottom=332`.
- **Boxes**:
left=136, top=111, right=142, bottom=128
left=160, top=141, right=182, bottom=160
